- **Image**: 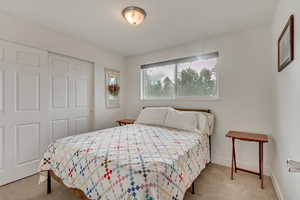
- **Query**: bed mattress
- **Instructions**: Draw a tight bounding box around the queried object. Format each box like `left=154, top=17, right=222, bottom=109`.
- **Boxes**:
left=39, top=124, right=210, bottom=200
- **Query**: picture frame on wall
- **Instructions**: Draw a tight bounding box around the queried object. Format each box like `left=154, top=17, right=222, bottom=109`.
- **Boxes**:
left=278, top=15, right=295, bottom=72
left=105, top=68, right=120, bottom=108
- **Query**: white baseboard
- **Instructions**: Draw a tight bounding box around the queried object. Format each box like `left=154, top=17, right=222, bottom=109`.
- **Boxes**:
left=212, top=155, right=270, bottom=176
left=212, top=155, right=283, bottom=200
left=270, top=171, right=284, bottom=200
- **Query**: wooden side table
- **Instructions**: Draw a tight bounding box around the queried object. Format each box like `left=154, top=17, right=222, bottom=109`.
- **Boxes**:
left=116, top=119, right=135, bottom=126
left=226, top=131, right=268, bottom=189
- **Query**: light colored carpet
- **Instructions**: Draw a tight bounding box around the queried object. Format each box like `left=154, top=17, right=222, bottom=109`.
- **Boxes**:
left=0, top=164, right=278, bottom=200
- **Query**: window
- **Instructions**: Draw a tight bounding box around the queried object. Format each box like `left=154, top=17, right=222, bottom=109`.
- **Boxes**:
left=141, top=52, right=219, bottom=100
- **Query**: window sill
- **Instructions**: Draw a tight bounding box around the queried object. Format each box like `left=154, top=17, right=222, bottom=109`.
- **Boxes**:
left=140, top=96, right=221, bottom=102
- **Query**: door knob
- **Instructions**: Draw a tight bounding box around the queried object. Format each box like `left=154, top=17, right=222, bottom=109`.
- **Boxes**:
left=287, top=160, right=300, bottom=173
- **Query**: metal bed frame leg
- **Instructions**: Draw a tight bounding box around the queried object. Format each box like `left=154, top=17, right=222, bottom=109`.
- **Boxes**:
left=190, top=136, right=211, bottom=195
left=47, top=171, right=52, bottom=194
left=191, top=182, right=195, bottom=194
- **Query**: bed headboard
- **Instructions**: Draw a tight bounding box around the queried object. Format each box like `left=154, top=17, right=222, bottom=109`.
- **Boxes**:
left=142, top=106, right=211, bottom=113
left=142, top=106, right=212, bottom=163
left=173, top=108, right=211, bottom=113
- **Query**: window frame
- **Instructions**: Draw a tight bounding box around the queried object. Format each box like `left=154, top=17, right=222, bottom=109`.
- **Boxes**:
left=140, top=52, right=220, bottom=101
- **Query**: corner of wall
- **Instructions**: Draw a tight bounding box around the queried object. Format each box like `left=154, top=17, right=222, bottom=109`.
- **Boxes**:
left=270, top=169, right=284, bottom=200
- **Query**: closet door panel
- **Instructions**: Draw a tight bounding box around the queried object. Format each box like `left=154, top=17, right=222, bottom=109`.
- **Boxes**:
left=49, top=54, right=93, bottom=140
left=0, top=40, right=49, bottom=186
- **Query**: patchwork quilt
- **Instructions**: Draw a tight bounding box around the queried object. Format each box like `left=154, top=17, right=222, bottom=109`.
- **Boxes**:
left=39, top=124, right=210, bottom=200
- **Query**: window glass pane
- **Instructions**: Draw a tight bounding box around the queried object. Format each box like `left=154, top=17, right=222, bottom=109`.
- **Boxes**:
left=176, top=58, right=218, bottom=97
left=143, top=65, right=175, bottom=99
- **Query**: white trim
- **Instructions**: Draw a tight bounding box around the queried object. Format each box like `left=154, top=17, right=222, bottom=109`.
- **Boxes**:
left=270, top=171, right=284, bottom=200
left=140, top=96, right=221, bottom=103
left=213, top=154, right=284, bottom=200
left=139, top=52, right=220, bottom=101
left=174, top=95, right=220, bottom=101
left=212, top=154, right=271, bottom=176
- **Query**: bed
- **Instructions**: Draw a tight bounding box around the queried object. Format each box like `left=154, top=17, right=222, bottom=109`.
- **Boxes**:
left=39, top=108, right=214, bottom=200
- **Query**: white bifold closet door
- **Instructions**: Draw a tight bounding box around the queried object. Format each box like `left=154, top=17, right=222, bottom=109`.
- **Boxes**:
left=0, top=40, right=93, bottom=186
left=48, top=53, right=93, bottom=141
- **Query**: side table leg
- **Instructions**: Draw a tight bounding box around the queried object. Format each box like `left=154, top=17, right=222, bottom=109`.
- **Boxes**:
left=260, top=142, right=264, bottom=189
left=231, top=138, right=235, bottom=180
left=233, top=138, right=237, bottom=173
left=259, top=142, right=262, bottom=179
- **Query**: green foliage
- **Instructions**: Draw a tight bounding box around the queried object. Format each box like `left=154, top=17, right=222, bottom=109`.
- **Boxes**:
left=177, top=68, right=216, bottom=96
left=143, top=75, right=175, bottom=99
left=143, top=67, right=216, bottom=99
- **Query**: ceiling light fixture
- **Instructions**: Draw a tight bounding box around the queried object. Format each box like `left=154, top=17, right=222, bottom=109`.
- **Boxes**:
left=122, top=6, right=146, bottom=25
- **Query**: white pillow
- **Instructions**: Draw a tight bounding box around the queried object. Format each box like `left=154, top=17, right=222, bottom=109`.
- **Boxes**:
left=198, top=112, right=208, bottom=133
left=135, top=107, right=170, bottom=126
left=164, top=109, right=198, bottom=132
left=200, top=112, right=215, bottom=136
left=169, top=111, right=215, bottom=135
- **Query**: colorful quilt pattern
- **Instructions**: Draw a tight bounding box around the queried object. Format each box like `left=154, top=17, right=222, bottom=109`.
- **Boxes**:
left=39, top=124, right=210, bottom=200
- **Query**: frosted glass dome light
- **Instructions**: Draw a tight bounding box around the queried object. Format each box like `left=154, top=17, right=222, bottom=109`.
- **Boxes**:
left=122, top=6, right=147, bottom=25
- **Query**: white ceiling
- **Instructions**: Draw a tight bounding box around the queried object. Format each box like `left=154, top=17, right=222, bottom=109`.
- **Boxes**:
left=0, top=0, right=277, bottom=56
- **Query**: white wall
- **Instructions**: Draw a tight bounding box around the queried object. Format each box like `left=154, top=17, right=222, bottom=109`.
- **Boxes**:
left=0, top=11, right=126, bottom=130
left=271, top=1, right=300, bottom=199
left=125, top=26, right=274, bottom=173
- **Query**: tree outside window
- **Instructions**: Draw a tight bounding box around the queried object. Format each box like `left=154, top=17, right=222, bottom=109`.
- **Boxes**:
left=141, top=52, right=218, bottom=100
